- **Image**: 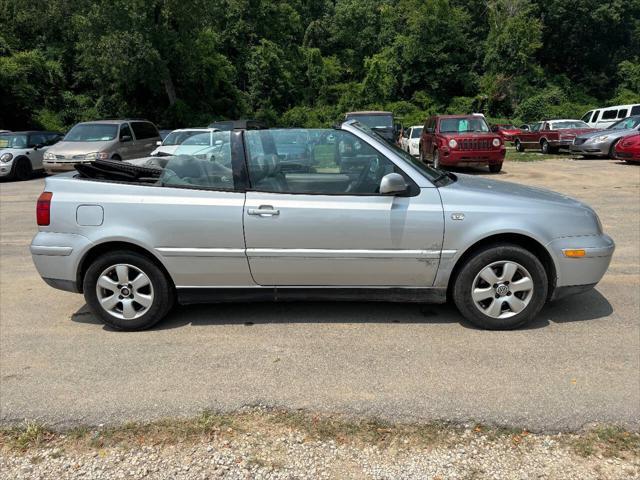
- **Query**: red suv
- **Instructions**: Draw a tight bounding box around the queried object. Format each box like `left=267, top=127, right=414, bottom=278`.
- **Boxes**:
left=419, top=115, right=505, bottom=173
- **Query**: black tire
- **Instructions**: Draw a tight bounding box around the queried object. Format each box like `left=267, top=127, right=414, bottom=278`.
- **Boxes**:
left=488, top=163, right=502, bottom=173
left=111, top=154, right=122, bottom=161
left=515, top=139, right=524, bottom=152
left=452, top=243, right=548, bottom=330
left=540, top=139, right=550, bottom=154
left=13, top=158, right=32, bottom=181
left=83, top=251, right=174, bottom=331
left=608, top=140, right=619, bottom=159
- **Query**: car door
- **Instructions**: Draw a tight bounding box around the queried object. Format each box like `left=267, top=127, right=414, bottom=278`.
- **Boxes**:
left=117, top=123, right=137, bottom=159
left=130, top=121, right=160, bottom=157
left=519, top=122, right=541, bottom=146
left=27, top=133, right=47, bottom=169
left=242, top=128, right=444, bottom=287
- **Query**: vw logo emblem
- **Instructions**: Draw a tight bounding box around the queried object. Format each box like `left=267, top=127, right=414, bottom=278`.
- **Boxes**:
left=496, top=284, right=509, bottom=296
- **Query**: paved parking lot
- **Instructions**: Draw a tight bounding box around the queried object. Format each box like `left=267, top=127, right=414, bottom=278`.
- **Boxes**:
left=0, top=158, right=638, bottom=431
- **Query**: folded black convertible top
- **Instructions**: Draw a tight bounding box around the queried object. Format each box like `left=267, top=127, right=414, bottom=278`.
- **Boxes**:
left=75, top=159, right=162, bottom=183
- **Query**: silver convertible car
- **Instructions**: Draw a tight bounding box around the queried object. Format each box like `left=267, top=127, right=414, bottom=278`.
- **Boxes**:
left=31, top=121, right=614, bottom=331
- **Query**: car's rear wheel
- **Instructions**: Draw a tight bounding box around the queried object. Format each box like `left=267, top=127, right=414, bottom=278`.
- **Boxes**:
left=540, top=139, right=550, bottom=154
left=111, top=154, right=122, bottom=161
left=13, top=158, right=32, bottom=181
left=83, top=251, right=174, bottom=331
left=488, top=163, right=502, bottom=173
left=515, top=139, right=524, bottom=152
left=452, top=244, right=548, bottom=330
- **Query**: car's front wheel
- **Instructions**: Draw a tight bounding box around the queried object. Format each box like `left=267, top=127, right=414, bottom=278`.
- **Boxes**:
left=83, top=251, right=174, bottom=331
left=452, top=244, right=548, bottom=329
left=489, top=163, right=502, bottom=173
left=515, top=140, right=524, bottom=152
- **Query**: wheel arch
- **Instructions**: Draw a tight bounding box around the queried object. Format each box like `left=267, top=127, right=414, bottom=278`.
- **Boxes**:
left=76, top=240, right=175, bottom=293
left=446, top=232, right=557, bottom=301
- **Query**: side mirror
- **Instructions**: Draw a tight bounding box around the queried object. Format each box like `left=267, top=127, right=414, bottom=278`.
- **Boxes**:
left=156, top=140, right=162, bottom=146
left=33, top=143, right=44, bottom=150
left=380, top=173, right=408, bottom=195
left=121, top=135, right=132, bottom=142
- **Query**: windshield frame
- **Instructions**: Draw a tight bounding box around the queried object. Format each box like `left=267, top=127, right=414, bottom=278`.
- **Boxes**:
left=607, top=116, right=640, bottom=130
left=64, top=123, right=119, bottom=142
left=346, top=121, right=450, bottom=185
left=0, top=133, right=29, bottom=149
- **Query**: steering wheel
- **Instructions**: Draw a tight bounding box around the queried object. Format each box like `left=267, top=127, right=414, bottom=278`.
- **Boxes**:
left=348, top=157, right=379, bottom=193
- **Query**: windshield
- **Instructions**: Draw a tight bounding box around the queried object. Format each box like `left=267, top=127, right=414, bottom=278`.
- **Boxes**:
left=163, top=130, right=210, bottom=146
left=550, top=121, right=590, bottom=130
left=410, top=127, right=423, bottom=138
left=439, top=117, right=489, bottom=133
left=608, top=116, right=640, bottom=130
left=349, top=121, right=447, bottom=183
left=345, top=114, right=393, bottom=129
left=0, top=134, right=28, bottom=148
left=65, top=124, right=118, bottom=142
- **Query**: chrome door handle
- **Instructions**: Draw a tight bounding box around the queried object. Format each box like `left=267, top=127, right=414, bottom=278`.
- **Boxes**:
left=247, top=206, right=280, bottom=216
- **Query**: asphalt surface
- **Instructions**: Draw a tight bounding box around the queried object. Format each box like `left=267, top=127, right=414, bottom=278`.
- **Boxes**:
left=1, top=158, right=638, bottom=432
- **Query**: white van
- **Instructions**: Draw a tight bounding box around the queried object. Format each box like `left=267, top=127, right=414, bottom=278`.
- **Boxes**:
left=581, top=104, right=640, bottom=129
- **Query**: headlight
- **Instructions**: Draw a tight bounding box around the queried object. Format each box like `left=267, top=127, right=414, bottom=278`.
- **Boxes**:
left=590, top=135, right=610, bottom=143
left=0, top=153, right=13, bottom=163
left=44, top=152, right=55, bottom=161
left=84, top=152, right=109, bottom=161
left=492, top=138, right=501, bottom=147
left=448, top=139, right=457, bottom=148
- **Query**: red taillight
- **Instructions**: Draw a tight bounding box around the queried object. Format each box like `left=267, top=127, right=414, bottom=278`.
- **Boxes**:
left=37, top=192, right=52, bottom=226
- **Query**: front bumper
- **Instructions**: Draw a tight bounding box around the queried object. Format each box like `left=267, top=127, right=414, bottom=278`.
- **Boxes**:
left=31, top=232, right=94, bottom=292
left=0, top=161, right=13, bottom=176
left=570, top=141, right=610, bottom=156
left=43, top=161, right=85, bottom=173
left=547, top=234, right=615, bottom=293
left=439, top=147, right=505, bottom=166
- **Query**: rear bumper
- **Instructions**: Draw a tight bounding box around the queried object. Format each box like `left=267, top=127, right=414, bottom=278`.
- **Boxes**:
left=439, top=148, right=505, bottom=166
left=31, top=232, right=93, bottom=292
left=546, top=234, right=615, bottom=290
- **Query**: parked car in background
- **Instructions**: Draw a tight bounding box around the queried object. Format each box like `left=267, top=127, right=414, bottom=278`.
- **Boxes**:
left=151, top=128, right=221, bottom=157
left=43, top=120, right=161, bottom=173
left=344, top=111, right=396, bottom=143
left=419, top=115, right=505, bottom=172
left=581, top=104, right=640, bottom=129
left=614, top=133, right=640, bottom=163
left=571, top=115, right=640, bottom=158
left=491, top=124, right=522, bottom=143
left=158, top=129, right=172, bottom=140
left=0, top=131, right=63, bottom=180
left=399, top=125, right=423, bottom=156
left=207, top=119, right=267, bottom=131
left=31, top=120, right=613, bottom=331
left=514, top=120, right=597, bottom=154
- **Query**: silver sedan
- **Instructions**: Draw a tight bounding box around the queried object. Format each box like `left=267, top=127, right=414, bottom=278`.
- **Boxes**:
left=31, top=121, right=614, bottom=331
left=571, top=115, right=640, bottom=157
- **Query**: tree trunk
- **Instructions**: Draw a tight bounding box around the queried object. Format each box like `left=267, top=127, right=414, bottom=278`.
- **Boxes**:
left=163, top=75, right=177, bottom=106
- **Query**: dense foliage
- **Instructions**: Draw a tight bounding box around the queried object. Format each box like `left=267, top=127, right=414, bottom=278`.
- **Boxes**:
left=1, top=0, right=639, bottom=130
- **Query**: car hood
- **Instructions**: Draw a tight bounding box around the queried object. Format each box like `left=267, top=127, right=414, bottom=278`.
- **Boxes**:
left=438, top=174, right=601, bottom=238
left=46, top=141, right=113, bottom=156
left=445, top=173, right=586, bottom=208
left=576, top=128, right=638, bottom=140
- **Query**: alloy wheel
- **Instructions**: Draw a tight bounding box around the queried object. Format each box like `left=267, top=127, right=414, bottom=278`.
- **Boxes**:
left=471, top=260, right=534, bottom=319
left=95, top=263, right=154, bottom=320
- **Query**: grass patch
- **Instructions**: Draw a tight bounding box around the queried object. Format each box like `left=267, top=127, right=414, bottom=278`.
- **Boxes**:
left=505, top=149, right=570, bottom=162
left=568, top=426, right=640, bottom=459
left=1, top=409, right=637, bottom=460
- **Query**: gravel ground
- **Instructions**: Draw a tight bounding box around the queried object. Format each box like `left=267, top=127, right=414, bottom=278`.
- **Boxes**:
left=1, top=422, right=639, bottom=480
left=1, top=408, right=639, bottom=480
